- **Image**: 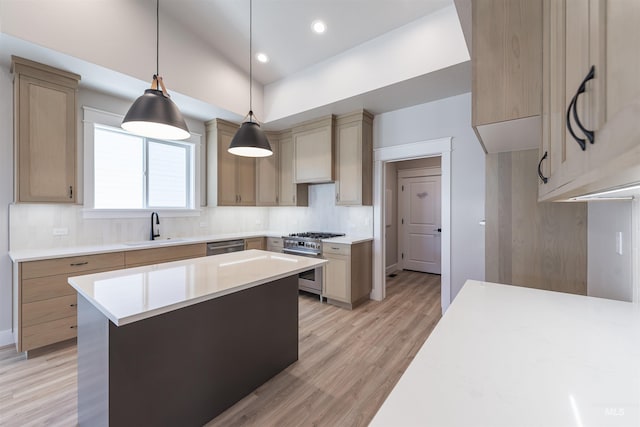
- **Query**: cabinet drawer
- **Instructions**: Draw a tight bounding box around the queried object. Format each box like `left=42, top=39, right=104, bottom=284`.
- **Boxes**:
left=21, top=252, right=125, bottom=280
left=266, top=237, right=283, bottom=248
left=22, top=266, right=126, bottom=304
left=21, top=315, right=77, bottom=351
left=125, top=243, right=206, bottom=266
left=22, top=294, right=77, bottom=327
left=322, top=243, right=351, bottom=256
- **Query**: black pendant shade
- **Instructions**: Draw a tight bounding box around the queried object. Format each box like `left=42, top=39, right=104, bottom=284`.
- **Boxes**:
left=228, top=0, right=273, bottom=158
left=122, top=88, right=190, bottom=140
left=228, top=116, right=272, bottom=157
left=121, top=0, right=189, bottom=141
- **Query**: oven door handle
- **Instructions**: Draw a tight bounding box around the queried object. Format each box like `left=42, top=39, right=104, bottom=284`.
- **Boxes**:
left=282, top=248, right=322, bottom=257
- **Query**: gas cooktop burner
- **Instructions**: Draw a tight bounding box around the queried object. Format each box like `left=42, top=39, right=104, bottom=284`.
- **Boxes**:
left=288, top=232, right=345, bottom=239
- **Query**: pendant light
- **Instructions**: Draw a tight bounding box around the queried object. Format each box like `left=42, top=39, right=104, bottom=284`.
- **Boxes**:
left=228, top=0, right=273, bottom=158
left=122, top=0, right=190, bottom=140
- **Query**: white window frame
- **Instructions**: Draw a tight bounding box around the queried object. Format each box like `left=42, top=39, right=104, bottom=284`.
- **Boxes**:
left=83, top=106, right=203, bottom=219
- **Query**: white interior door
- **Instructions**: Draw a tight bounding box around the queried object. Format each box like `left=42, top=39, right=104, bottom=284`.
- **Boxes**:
left=399, top=175, right=441, bottom=274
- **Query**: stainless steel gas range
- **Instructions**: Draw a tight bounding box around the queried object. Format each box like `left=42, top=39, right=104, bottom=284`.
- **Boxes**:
left=282, top=232, right=345, bottom=298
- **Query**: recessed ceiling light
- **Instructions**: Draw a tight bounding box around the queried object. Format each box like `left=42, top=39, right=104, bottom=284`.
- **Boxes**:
left=256, top=52, right=269, bottom=63
left=311, top=20, right=326, bottom=34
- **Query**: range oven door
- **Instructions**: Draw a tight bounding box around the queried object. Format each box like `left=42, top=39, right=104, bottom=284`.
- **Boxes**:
left=282, top=248, right=323, bottom=296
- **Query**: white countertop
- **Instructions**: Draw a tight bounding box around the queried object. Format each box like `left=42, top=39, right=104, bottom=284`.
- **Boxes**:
left=370, top=280, right=640, bottom=427
left=321, top=236, right=372, bottom=245
left=9, top=231, right=372, bottom=262
left=68, top=250, right=326, bottom=326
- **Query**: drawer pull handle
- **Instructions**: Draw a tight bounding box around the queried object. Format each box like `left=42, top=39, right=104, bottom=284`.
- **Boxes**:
left=331, top=247, right=340, bottom=250
left=70, top=261, right=89, bottom=267
left=70, top=325, right=77, bottom=329
left=70, top=303, right=77, bottom=307
left=538, top=151, right=549, bottom=184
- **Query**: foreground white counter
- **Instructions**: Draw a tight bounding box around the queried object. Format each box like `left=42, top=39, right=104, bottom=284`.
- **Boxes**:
left=371, top=280, right=640, bottom=427
left=69, top=249, right=326, bottom=326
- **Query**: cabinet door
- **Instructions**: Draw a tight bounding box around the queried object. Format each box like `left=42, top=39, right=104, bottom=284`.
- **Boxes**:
left=17, top=76, right=76, bottom=202
left=217, top=130, right=239, bottom=206
left=294, top=126, right=333, bottom=183
left=472, top=0, right=542, bottom=126
left=335, top=121, right=362, bottom=205
left=324, top=255, right=350, bottom=302
left=256, top=139, right=279, bottom=206
left=542, top=0, right=591, bottom=195
left=244, top=237, right=265, bottom=250
left=279, top=135, right=308, bottom=206
left=587, top=0, right=640, bottom=168
left=236, top=156, right=256, bottom=206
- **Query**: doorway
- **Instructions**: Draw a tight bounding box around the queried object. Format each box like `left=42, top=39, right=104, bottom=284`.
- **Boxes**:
left=373, top=137, right=452, bottom=314
left=398, top=171, right=441, bottom=274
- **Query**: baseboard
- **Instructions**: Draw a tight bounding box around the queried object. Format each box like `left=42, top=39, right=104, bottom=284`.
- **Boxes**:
left=386, top=263, right=398, bottom=275
left=0, top=329, right=15, bottom=347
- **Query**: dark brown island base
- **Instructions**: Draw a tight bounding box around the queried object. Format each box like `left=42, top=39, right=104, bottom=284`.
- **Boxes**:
left=69, top=250, right=325, bottom=426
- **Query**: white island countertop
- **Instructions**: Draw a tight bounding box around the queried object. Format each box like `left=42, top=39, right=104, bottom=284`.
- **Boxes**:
left=68, top=250, right=326, bottom=326
left=370, top=280, right=640, bottom=427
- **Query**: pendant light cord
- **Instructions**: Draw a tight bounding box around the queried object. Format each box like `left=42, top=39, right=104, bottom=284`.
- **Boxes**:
left=249, top=0, right=253, bottom=121
left=156, top=0, right=160, bottom=78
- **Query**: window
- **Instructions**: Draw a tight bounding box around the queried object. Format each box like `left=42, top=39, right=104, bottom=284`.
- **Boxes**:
left=93, top=125, right=194, bottom=210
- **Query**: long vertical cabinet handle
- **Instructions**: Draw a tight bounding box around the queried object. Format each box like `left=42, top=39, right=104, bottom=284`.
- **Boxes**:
left=538, top=151, right=549, bottom=184
left=566, top=95, right=586, bottom=150
left=566, top=65, right=596, bottom=151
left=571, top=65, right=596, bottom=145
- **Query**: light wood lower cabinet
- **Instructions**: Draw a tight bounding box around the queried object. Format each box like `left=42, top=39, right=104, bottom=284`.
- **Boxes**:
left=322, top=241, right=372, bottom=309
left=15, top=243, right=210, bottom=354
left=16, top=252, right=125, bottom=353
left=244, top=237, right=266, bottom=251
left=124, top=243, right=206, bottom=267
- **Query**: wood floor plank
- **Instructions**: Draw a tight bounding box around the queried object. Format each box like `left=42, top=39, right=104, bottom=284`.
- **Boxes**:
left=0, top=270, right=440, bottom=427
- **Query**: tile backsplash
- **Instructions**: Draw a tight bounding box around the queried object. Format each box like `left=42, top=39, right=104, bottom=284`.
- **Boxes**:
left=10, top=183, right=373, bottom=250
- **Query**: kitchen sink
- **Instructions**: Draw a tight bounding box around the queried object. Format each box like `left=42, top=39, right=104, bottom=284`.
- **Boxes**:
left=123, top=238, right=188, bottom=246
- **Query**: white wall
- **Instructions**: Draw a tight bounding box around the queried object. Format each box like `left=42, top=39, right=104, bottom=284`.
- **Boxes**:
left=385, top=162, right=398, bottom=271
left=0, top=64, right=13, bottom=344
left=588, top=201, right=633, bottom=302
left=0, top=0, right=257, bottom=118
left=264, top=5, right=469, bottom=121
left=267, top=183, right=373, bottom=237
left=374, top=92, right=485, bottom=300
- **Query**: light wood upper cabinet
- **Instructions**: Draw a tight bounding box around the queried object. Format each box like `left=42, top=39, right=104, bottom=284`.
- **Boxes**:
left=539, top=0, right=640, bottom=201
left=256, top=132, right=280, bottom=206
left=279, top=132, right=308, bottom=206
left=472, top=0, right=542, bottom=153
left=206, top=118, right=256, bottom=206
left=11, top=56, right=80, bottom=203
left=293, top=116, right=334, bottom=183
left=334, top=111, right=373, bottom=206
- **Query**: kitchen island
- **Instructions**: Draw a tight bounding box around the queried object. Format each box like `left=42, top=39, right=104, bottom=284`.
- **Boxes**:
left=68, top=249, right=326, bottom=427
left=371, top=280, right=640, bottom=427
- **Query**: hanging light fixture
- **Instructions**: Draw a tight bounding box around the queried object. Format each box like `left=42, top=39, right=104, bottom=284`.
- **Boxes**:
left=228, top=0, right=273, bottom=158
left=122, top=0, right=190, bottom=140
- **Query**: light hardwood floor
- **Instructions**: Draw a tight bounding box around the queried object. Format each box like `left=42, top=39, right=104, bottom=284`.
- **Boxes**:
left=0, top=271, right=441, bottom=427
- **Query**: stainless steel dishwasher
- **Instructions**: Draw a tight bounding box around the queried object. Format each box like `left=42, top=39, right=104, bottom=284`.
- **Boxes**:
left=206, top=239, right=245, bottom=256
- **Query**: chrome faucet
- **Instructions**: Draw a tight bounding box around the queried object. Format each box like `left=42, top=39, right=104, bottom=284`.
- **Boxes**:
left=150, top=212, right=160, bottom=240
